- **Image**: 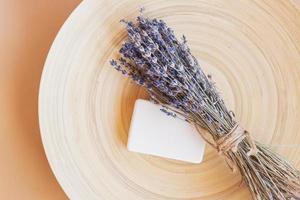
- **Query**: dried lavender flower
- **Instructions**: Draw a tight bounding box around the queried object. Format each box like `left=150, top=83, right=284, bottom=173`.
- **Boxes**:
left=110, top=11, right=300, bottom=200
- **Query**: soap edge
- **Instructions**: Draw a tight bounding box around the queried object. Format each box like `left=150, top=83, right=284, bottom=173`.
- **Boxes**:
left=126, top=99, right=146, bottom=150
left=127, top=99, right=206, bottom=164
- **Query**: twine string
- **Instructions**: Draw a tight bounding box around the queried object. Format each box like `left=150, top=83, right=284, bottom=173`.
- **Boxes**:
left=195, top=123, right=258, bottom=172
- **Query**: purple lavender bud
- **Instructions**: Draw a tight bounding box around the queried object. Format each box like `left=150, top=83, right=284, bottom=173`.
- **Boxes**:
left=110, top=12, right=234, bottom=135
left=110, top=59, right=117, bottom=66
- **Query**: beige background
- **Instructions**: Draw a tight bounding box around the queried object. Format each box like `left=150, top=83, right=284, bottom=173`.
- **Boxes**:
left=0, top=1, right=81, bottom=199
left=1, top=0, right=300, bottom=200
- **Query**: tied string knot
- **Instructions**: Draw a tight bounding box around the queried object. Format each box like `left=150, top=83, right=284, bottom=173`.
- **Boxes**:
left=195, top=123, right=258, bottom=173
left=216, top=124, right=258, bottom=156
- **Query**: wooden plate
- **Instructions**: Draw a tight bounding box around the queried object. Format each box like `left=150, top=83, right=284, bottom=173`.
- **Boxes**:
left=39, top=1, right=300, bottom=199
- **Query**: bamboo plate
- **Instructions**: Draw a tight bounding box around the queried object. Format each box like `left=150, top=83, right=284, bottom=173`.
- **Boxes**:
left=39, top=1, right=300, bottom=199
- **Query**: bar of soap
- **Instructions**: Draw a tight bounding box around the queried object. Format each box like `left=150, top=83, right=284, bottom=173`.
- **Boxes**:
left=127, top=99, right=205, bottom=163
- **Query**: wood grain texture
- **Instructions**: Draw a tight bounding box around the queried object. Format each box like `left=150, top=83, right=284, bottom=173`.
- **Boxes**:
left=39, top=0, right=300, bottom=199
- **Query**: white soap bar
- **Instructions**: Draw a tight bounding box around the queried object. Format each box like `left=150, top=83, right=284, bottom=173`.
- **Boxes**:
left=127, top=99, right=205, bottom=163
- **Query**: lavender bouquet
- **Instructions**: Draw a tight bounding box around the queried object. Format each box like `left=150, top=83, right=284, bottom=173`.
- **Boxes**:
left=110, top=11, right=300, bottom=199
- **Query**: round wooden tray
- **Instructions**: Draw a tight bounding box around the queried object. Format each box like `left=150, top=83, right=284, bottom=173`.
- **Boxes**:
left=39, top=1, right=300, bottom=199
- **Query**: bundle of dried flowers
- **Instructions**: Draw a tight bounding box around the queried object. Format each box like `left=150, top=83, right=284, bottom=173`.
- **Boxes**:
left=110, top=10, right=300, bottom=199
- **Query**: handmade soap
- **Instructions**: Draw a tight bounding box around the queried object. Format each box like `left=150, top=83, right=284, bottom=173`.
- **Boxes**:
left=127, top=99, right=205, bottom=163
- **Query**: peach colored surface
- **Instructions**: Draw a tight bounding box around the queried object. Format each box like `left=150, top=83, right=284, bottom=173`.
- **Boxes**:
left=1, top=1, right=300, bottom=200
left=0, top=1, right=81, bottom=199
